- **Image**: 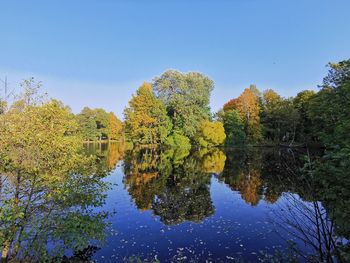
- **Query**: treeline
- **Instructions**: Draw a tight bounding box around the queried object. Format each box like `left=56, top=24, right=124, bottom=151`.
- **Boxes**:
left=220, top=60, right=349, bottom=148
left=123, top=60, right=350, bottom=150
left=0, top=78, right=124, bottom=142
left=76, top=107, right=123, bottom=141
left=1, top=59, right=349, bottom=149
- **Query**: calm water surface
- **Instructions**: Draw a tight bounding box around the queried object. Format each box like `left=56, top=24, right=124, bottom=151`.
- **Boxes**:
left=1, top=143, right=344, bottom=262
left=83, top=144, right=327, bottom=262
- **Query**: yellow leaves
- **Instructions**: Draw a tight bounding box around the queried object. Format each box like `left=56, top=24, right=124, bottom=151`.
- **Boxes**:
left=201, top=149, right=226, bottom=174
left=263, top=89, right=281, bottom=105
left=124, top=82, right=171, bottom=145
left=0, top=99, right=85, bottom=183
left=108, top=113, right=123, bottom=140
left=198, top=120, right=226, bottom=147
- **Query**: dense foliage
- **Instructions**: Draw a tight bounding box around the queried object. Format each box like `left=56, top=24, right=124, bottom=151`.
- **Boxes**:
left=0, top=81, right=109, bottom=261
left=124, top=82, right=172, bottom=146
left=76, top=107, right=123, bottom=141
left=153, top=70, right=214, bottom=143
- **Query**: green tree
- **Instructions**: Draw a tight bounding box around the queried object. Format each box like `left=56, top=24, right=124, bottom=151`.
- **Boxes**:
left=293, top=90, right=316, bottom=142
left=220, top=109, right=246, bottom=145
left=308, top=60, right=350, bottom=147
left=124, top=82, right=172, bottom=145
left=153, top=70, right=213, bottom=142
left=261, top=89, right=299, bottom=143
left=76, top=107, right=99, bottom=141
left=77, top=107, right=122, bottom=141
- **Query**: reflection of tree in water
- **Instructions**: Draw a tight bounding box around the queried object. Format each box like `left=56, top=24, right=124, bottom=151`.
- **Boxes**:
left=269, top=153, right=348, bottom=263
left=83, top=142, right=125, bottom=175
left=219, top=148, right=349, bottom=261
left=219, top=148, right=263, bottom=206
left=219, top=148, right=319, bottom=206
left=153, top=155, right=214, bottom=225
left=123, top=148, right=223, bottom=224
left=123, top=148, right=171, bottom=210
left=200, top=148, right=226, bottom=174
left=271, top=193, right=345, bottom=262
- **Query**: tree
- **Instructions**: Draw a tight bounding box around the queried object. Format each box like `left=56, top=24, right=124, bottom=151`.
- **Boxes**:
left=94, top=108, right=110, bottom=140
left=124, top=82, right=172, bottom=145
left=308, top=60, right=350, bottom=147
left=197, top=120, right=226, bottom=147
left=153, top=70, right=213, bottom=141
left=221, top=109, right=246, bottom=145
left=261, top=89, right=299, bottom=143
left=76, top=107, right=99, bottom=141
left=0, top=84, right=110, bottom=261
left=293, top=90, right=316, bottom=142
left=223, top=98, right=239, bottom=112
left=107, top=112, right=123, bottom=141
left=76, top=108, right=123, bottom=141
left=236, top=88, right=262, bottom=143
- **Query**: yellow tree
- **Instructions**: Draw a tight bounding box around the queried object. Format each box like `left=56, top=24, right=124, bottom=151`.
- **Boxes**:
left=108, top=112, right=123, bottom=141
left=236, top=88, right=262, bottom=143
left=124, top=82, right=172, bottom=145
left=197, top=120, right=226, bottom=147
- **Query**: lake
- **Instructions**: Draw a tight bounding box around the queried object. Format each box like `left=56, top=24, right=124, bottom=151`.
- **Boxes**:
left=0, top=143, right=346, bottom=262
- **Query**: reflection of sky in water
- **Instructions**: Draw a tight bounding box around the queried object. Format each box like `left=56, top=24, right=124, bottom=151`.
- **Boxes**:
left=93, top=162, right=313, bottom=262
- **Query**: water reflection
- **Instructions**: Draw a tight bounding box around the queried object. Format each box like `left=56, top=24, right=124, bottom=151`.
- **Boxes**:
left=1, top=143, right=348, bottom=262
left=123, top=148, right=226, bottom=224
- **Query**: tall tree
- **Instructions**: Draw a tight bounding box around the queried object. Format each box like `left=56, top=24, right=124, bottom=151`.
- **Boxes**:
left=76, top=107, right=99, bottom=141
left=293, top=90, right=316, bottom=142
left=107, top=112, right=123, bottom=141
left=221, top=109, right=246, bottom=145
left=261, top=89, right=299, bottom=143
left=308, top=60, right=350, bottom=147
left=124, top=82, right=172, bottom=145
left=236, top=88, right=262, bottom=143
left=153, top=70, right=214, bottom=141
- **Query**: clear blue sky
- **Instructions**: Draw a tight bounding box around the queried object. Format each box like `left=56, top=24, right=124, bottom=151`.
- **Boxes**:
left=1, top=0, right=349, bottom=118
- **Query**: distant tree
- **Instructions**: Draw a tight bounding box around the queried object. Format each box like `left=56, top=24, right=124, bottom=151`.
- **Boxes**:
left=221, top=109, right=246, bottom=145
left=153, top=70, right=213, bottom=142
left=76, top=107, right=99, bottom=141
left=77, top=108, right=122, bottom=141
left=293, top=90, right=316, bottom=142
left=164, top=132, right=191, bottom=150
left=94, top=108, right=110, bottom=140
left=197, top=120, right=226, bottom=147
left=223, top=98, right=239, bottom=112
left=261, top=89, right=299, bottom=143
left=236, top=88, right=262, bottom=143
left=124, top=82, right=172, bottom=145
left=107, top=112, right=123, bottom=141
left=249, top=84, right=263, bottom=106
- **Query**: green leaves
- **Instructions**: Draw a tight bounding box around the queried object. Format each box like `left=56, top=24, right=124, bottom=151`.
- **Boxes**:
left=153, top=70, right=214, bottom=142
